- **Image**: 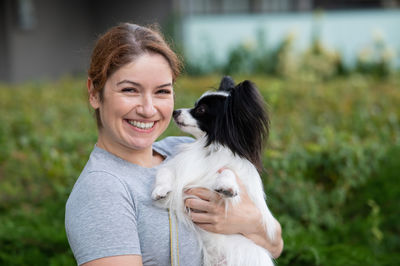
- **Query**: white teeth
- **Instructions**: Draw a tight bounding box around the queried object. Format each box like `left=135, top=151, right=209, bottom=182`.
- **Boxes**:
left=128, top=120, right=154, bottom=129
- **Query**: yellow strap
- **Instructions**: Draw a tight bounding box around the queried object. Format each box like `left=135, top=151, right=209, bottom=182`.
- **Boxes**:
left=168, top=209, right=180, bottom=266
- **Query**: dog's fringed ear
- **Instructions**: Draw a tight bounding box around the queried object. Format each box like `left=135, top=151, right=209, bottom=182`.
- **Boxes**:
left=218, top=76, right=235, bottom=92
left=223, top=80, right=270, bottom=172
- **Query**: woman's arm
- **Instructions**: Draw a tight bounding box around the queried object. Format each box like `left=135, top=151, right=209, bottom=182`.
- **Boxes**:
left=184, top=178, right=283, bottom=258
left=81, top=255, right=142, bottom=266
left=65, top=172, right=143, bottom=265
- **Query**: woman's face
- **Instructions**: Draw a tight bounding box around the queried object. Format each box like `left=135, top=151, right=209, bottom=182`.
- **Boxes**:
left=89, top=52, right=174, bottom=156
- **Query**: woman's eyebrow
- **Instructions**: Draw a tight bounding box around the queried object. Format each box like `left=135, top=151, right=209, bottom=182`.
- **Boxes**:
left=116, top=80, right=172, bottom=89
left=157, top=83, right=172, bottom=88
left=116, top=80, right=142, bottom=87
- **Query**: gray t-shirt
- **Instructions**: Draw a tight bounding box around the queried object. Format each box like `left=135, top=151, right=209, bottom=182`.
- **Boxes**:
left=65, top=137, right=202, bottom=266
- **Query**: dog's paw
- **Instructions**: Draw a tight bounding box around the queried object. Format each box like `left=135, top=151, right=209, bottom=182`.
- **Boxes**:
left=214, top=181, right=239, bottom=198
left=151, top=186, right=171, bottom=200
left=215, top=187, right=238, bottom=198
left=214, top=169, right=239, bottom=198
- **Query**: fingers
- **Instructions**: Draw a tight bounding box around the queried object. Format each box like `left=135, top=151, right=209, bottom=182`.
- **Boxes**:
left=187, top=205, right=226, bottom=234
left=184, top=186, right=236, bottom=235
left=196, top=223, right=218, bottom=233
left=185, top=187, right=222, bottom=202
left=193, top=222, right=220, bottom=234
left=189, top=211, right=216, bottom=224
left=185, top=197, right=213, bottom=213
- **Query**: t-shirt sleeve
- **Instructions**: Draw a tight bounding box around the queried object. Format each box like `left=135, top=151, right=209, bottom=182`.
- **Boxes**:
left=65, top=171, right=141, bottom=265
left=154, top=136, right=195, bottom=157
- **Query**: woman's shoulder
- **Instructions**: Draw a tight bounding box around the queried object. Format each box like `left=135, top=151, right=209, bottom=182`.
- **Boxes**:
left=66, top=170, right=132, bottom=213
left=67, top=146, right=137, bottom=208
left=65, top=169, right=140, bottom=265
left=153, top=136, right=194, bottom=157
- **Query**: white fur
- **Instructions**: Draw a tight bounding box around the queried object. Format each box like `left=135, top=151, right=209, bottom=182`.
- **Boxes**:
left=152, top=137, right=277, bottom=266
left=174, top=108, right=206, bottom=139
left=198, top=90, right=230, bottom=100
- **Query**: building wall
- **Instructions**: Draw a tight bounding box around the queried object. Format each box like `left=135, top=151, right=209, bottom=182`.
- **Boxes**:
left=183, top=8, right=400, bottom=68
left=0, top=0, right=9, bottom=81
left=1, top=1, right=399, bottom=82
left=2, top=0, right=93, bottom=82
left=89, top=0, right=174, bottom=34
left=0, top=0, right=173, bottom=83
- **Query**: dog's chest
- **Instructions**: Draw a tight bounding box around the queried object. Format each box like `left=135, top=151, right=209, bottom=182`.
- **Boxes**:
left=170, top=145, right=240, bottom=185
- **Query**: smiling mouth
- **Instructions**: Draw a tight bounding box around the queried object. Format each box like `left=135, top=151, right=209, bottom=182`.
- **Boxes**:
left=126, top=119, right=155, bottom=130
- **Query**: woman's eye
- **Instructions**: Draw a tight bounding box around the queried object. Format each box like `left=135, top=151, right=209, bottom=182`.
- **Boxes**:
left=121, top=88, right=138, bottom=93
left=156, top=89, right=172, bottom=94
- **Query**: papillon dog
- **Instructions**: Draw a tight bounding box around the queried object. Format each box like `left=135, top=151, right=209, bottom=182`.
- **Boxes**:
left=152, top=76, right=277, bottom=266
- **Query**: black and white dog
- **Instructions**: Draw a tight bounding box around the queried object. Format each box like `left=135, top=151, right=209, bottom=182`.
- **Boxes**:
left=152, top=76, right=277, bottom=266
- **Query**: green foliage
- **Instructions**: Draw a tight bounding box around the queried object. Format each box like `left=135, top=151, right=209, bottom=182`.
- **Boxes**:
left=0, top=77, right=94, bottom=265
left=355, top=32, right=395, bottom=77
left=222, top=32, right=298, bottom=78
left=0, top=74, right=399, bottom=265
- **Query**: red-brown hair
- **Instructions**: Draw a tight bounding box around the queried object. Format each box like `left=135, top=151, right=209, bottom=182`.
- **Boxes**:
left=88, top=23, right=182, bottom=127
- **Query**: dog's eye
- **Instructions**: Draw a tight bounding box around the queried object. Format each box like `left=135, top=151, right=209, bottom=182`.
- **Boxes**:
left=196, top=105, right=206, bottom=115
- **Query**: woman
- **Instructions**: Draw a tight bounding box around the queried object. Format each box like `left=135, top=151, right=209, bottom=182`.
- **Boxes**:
left=65, top=23, right=283, bottom=266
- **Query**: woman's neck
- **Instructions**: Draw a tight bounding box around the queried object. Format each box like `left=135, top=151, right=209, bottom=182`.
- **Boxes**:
left=96, top=138, right=163, bottom=168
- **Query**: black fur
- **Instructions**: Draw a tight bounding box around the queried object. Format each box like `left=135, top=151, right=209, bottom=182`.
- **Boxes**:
left=189, top=76, right=269, bottom=172
left=218, top=76, right=235, bottom=91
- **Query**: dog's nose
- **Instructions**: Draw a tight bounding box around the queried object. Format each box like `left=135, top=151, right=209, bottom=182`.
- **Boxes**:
left=173, top=110, right=181, bottom=119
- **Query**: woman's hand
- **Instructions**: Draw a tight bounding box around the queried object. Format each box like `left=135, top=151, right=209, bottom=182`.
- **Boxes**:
left=184, top=176, right=283, bottom=258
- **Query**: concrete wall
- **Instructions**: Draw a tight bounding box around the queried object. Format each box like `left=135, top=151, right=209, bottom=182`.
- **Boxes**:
left=0, top=0, right=10, bottom=81
left=0, top=0, right=173, bottom=83
left=2, top=0, right=93, bottom=82
left=89, top=0, right=174, bottom=34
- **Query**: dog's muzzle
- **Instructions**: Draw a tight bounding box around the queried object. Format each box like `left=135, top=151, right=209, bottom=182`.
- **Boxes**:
left=173, top=110, right=181, bottom=119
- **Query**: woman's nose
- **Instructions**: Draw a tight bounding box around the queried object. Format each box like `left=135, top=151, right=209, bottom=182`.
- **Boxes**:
left=137, top=95, right=156, bottom=117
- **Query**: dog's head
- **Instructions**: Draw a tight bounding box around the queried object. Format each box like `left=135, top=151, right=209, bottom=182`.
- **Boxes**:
left=173, top=76, right=269, bottom=171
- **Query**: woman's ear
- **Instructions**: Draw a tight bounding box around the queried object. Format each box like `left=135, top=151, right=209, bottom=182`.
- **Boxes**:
left=87, top=78, right=100, bottom=109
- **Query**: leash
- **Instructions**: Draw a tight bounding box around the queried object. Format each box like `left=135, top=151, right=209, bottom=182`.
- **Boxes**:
left=168, top=208, right=180, bottom=266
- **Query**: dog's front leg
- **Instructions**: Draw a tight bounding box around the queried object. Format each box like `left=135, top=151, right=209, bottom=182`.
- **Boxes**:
left=151, top=167, right=174, bottom=200
left=214, top=168, right=239, bottom=198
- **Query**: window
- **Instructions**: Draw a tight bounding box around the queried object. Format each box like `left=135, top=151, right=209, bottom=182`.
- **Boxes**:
left=16, top=0, right=37, bottom=30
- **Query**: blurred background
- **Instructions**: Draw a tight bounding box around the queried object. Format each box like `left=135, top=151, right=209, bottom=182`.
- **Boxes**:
left=0, top=0, right=399, bottom=265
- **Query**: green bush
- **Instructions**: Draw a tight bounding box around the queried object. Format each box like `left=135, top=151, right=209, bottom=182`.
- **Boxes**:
left=0, top=73, right=399, bottom=265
